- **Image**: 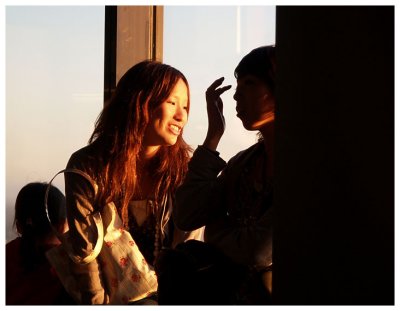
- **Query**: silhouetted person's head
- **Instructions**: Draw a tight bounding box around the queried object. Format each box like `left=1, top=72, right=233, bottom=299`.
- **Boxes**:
left=234, top=45, right=276, bottom=95
left=233, top=45, right=276, bottom=132
left=13, top=182, right=67, bottom=270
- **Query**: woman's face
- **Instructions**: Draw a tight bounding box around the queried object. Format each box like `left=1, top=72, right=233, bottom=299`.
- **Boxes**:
left=143, top=78, right=189, bottom=148
left=233, top=74, right=275, bottom=131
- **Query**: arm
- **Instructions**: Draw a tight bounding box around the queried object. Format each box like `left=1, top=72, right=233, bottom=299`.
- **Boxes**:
left=174, top=78, right=232, bottom=231
left=65, top=152, right=108, bottom=304
left=174, top=146, right=227, bottom=231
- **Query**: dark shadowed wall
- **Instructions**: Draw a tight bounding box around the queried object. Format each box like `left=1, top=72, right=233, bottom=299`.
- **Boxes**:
left=274, top=6, right=394, bottom=304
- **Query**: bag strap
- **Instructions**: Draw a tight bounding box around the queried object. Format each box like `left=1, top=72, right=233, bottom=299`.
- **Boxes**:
left=45, top=168, right=104, bottom=264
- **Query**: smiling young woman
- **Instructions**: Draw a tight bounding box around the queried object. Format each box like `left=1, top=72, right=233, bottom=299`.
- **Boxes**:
left=64, top=60, right=203, bottom=305
left=143, top=78, right=189, bottom=149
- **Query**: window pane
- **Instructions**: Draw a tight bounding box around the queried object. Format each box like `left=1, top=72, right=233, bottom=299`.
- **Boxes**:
left=6, top=6, right=105, bottom=241
left=163, top=6, right=275, bottom=160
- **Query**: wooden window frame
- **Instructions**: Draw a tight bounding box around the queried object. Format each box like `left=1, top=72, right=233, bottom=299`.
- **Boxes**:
left=103, top=5, right=163, bottom=104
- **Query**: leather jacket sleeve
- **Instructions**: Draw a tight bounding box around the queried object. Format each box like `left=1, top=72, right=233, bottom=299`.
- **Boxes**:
left=174, top=146, right=227, bottom=231
left=65, top=151, right=108, bottom=304
left=174, top=144, right=273, bottom=269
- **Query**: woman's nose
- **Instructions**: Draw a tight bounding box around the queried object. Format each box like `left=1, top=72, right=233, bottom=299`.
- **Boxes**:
left=174, top=106, right=186, bottom=121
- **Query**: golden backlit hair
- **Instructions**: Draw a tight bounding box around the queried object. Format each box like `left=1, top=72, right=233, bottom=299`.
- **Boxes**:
left=89, top=60, right=192, bottom=226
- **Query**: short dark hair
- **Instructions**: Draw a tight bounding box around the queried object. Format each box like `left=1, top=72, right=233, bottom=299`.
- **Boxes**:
left=14, top=182, right=66, bottom=237
left=234, top=45, right=276, bottom=94
left=13, top=182, right=66, bottom=271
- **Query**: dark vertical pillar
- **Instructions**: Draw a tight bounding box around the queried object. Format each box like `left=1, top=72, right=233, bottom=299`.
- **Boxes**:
left=274, top=6, right=394, bottom=304
left=104, top=6, right=117, bottom=105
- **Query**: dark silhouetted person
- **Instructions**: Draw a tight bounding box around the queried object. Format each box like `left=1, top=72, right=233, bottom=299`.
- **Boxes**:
left=156, top=46, right=275, bottom=305
left=6, top=182, right=73, bottom=305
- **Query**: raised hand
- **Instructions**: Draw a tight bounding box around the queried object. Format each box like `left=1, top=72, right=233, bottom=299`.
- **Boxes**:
left=203, top=77, right=232, bottom=151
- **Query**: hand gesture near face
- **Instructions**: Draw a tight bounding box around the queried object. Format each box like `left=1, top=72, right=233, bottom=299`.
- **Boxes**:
left=203, top=77, right=232, bottom=151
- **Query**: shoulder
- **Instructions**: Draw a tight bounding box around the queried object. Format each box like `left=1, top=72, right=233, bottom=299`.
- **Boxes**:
left=228, top=142, right=263, bottom=165
left=66, top=143, right=105, bottom=179
left=219, top=142, right=262, bottom=180
left=67, top=144, right=96, bottom=169
left=6, top=238, right=23, bottom=281
left=6, top=238, right=21, bottom=259
left=65, top=144, right=103, bottom=192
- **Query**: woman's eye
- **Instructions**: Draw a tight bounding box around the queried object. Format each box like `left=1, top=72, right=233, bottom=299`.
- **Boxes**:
left=183, top=106, right=188, bottom=111
left=168, top=101, right=176, bottom=105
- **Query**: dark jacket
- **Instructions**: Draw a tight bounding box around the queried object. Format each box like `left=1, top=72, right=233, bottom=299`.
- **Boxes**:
left=6, top=237, right=74, bottom=305
left=174, top=142, right=273, bottom=271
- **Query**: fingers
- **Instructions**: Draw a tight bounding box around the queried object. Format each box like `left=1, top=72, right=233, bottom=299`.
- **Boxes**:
left=218, top=85, right=232, bottom=95
left=206, top=77, right=232, bottom=97
left=207, top=77, right=225, bottom=91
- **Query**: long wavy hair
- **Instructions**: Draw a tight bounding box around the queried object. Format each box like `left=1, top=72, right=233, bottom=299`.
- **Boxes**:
left=89, top=60, right=192, bottom=226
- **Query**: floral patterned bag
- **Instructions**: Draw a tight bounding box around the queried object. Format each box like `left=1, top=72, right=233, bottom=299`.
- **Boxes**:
left=45, top=169, right=158, bottom=304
